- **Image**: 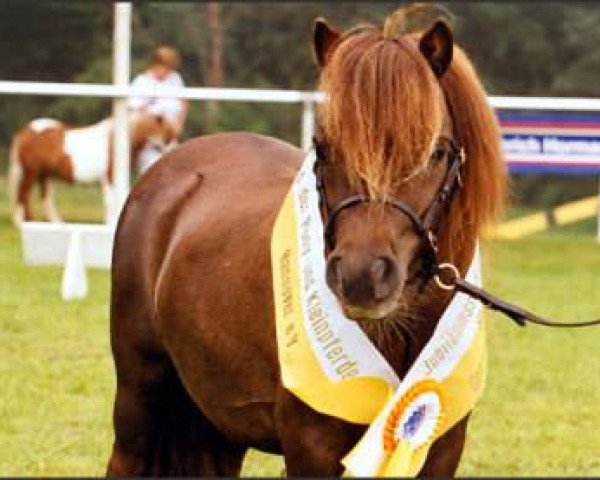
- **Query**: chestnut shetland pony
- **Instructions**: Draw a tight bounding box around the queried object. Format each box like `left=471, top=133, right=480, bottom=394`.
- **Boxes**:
left=107, top=7, right=505, bottom=478
left=8, top=112, right=176, bottom=226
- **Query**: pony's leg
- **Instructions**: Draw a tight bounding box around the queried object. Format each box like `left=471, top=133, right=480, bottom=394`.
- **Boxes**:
left=39, top=177, right=63, bottom=223
left=17, top=170, right=36, bottom=222
left=417, top=415, right=469, bottom=477
left=8, top=142, right=24, bottom=226
left=107, top=348, right=247, bottom=476
left=275, top=387, right=363, bottom=477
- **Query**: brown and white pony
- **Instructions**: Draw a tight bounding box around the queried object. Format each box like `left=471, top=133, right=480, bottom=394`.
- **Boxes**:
left=106, top=5, right=506, bottom=477
left=8, top=111, right=176, bottom=226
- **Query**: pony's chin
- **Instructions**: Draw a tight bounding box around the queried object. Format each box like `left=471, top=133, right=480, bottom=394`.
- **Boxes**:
left=341, top=300, right=399, bottom=322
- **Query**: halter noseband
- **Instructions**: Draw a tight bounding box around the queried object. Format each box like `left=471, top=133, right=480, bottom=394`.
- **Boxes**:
left=313, top=137, right=465, bottom=281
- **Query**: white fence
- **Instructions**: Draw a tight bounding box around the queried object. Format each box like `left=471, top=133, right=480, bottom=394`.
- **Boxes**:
left=8, top=80, right=600, bottom=109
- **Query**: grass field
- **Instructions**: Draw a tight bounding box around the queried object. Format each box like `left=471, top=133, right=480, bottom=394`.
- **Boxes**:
left=1, top=178, right=600, bottom=476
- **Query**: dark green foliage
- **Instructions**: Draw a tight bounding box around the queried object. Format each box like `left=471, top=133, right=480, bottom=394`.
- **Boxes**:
left=1, top=2, right=599, bottom=204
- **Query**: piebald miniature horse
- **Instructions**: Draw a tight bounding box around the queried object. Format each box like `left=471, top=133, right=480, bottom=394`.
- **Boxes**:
left=107, top=6, right=505, bottom=477
left=8, top=112, right=176, bottom=225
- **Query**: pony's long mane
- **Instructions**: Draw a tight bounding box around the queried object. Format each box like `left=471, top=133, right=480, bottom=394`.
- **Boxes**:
left=437, top=46, right=506, bottom=264
left=316, top=7, right=506, bottom=267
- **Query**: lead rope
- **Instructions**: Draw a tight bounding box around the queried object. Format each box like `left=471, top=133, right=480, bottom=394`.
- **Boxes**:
left=434, top=263, right=600, bottom=328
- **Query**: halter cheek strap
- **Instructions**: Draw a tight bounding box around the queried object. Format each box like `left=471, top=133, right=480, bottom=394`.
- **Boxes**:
left=313, top=137, right=464, bottom=277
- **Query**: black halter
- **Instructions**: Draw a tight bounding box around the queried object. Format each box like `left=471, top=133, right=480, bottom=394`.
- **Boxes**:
left=312, top=137, right=600, bottom=329
left=313, top=136, right=465, bottom=281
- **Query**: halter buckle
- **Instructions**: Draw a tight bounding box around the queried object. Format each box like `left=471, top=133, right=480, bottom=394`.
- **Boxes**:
left=434, top=263, right=460, bottom=291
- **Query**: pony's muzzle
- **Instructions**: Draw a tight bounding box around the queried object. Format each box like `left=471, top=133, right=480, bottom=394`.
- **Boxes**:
left=326, top=251, right=402, bottom=319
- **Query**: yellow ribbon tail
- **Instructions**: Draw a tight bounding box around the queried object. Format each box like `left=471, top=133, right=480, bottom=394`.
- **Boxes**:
left=381, top=439, right=412, bottom=477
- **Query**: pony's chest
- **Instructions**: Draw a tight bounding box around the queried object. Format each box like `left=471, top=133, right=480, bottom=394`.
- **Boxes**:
left=64, top=123, right=111, bottom=182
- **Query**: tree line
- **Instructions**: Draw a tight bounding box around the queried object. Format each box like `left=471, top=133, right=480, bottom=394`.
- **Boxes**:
left=1, top=2, right=599, bottom=205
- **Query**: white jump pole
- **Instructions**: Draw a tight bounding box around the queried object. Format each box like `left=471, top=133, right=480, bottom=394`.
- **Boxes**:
left=301, top=100, right=315, bottom=152
left=61, top=231, right=88, bottom=300
left=111, top=2, right=132, bottom=224
left=597, top=178, right=600, bottom=243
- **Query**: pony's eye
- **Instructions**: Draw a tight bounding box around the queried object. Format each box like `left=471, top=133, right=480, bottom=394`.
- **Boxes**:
left=430, top=148, right=446, bottom=162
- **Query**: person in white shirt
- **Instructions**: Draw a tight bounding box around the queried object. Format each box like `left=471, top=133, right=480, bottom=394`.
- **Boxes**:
left=128, top=45, right=189, bottom=173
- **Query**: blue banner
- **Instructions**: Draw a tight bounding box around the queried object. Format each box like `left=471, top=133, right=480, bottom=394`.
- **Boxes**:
left=498, top=111, right=600, bottom=175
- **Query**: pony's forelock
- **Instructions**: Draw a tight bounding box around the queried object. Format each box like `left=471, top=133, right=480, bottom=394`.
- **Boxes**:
left=317, top=26, right=444, bottom=200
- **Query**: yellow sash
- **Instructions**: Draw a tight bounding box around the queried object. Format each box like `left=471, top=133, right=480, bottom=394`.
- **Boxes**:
left=271, top=151, right=486, bottom=476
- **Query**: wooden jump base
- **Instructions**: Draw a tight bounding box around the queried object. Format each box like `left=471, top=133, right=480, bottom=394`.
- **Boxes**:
left=19, top=222, right=115, bottom=300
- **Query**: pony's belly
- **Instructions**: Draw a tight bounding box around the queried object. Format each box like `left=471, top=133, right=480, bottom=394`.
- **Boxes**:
left=64, top=123, right=111, bottom=182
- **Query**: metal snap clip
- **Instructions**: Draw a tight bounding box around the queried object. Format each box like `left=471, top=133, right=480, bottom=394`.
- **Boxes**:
left=434, top=263, right=460, bottom=291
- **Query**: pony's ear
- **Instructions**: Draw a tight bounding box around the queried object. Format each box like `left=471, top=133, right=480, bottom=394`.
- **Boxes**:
left=313, top=17, right=340, bottom=67
left=419, top=20, right=453, bottom=78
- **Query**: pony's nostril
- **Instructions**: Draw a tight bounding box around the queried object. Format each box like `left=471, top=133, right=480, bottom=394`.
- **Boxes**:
left=371, top=257, right=388, bottom=282
left=327, top=253, right=400, bottom=306
left=372, top=256, right=399, bottom=300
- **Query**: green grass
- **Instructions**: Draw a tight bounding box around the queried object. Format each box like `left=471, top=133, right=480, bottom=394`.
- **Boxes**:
left=0, top=182, right=111, bottom=475
left=1, top=178, right=600, bottom=475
